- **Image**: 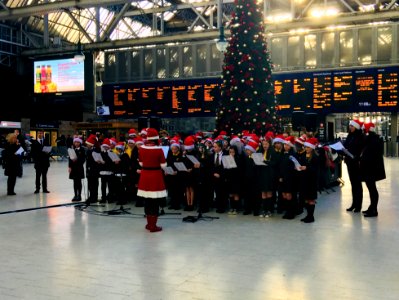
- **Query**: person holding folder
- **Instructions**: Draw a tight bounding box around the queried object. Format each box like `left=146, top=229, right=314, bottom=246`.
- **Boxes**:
left=31, top=130, right=51, bottom=193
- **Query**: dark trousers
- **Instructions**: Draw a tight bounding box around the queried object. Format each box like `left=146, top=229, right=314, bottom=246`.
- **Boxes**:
left=100, top=175, right=112, bottom=200
left=87, top=175, right=99, bottom=201
left=212, top=178, right=228, bottom=212
left=35, top=167, right=48, bottom=191
left=347, top=163, right=363, bottom=209
left=7, top=176, right=16, bottom=193
left=365, top=180, right=379, bottom=212
left=73, top=178, right=82, bottom=196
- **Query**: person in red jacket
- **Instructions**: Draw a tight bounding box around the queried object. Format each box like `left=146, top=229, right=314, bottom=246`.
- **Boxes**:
left=137, top=128, right=167, bottom=232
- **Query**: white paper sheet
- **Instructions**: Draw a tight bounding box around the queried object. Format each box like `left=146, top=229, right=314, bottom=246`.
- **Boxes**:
left=222, top=155, right=237, bottom=169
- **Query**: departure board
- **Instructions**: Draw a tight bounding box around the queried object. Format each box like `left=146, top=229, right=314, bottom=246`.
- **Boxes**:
left=103, top=78, right=221, bottom=117
left=103, top=66, right=399, bottom=118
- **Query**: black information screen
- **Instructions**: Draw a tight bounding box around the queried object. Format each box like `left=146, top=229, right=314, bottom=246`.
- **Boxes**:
left=103, top=66, right=399, bottom=117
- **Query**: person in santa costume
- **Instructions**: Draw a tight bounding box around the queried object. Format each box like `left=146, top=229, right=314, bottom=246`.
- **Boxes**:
left=137, top=128, right=167, bottom=232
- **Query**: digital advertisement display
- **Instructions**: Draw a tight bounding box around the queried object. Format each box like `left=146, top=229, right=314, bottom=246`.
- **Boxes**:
left=34, top=58, right=85, bottom=93
left=102, top=66, right=399, bottom=117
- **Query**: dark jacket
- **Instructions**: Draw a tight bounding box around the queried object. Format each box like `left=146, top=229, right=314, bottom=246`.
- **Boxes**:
left=3, top=143, right=23, bottom=177
left=360, top=132, right=386, bottom=182
left=31, top=139, right=51, bottom=170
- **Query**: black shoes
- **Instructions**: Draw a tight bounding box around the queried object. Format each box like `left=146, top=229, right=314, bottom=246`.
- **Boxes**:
left=346, top=206, right=361, bottom=212
left=364, top=211, right=378, bottom=217
left=34, top=190, right=39, bottom=194
left=7, top=192, right=16, bottom=196
left=43, top=190, right=50, bottom=193
left=301, top=216, right=315, bottom=223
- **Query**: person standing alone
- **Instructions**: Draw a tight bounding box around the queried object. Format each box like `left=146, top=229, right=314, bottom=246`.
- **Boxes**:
left=31, top=130, right=51, bottom=193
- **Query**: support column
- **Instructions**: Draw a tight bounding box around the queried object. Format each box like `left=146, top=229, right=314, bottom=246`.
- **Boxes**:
left=390, top=112, right=398, bottom=157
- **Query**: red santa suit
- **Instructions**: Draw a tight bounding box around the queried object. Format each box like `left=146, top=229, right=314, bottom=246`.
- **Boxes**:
left=137, top=144, right=167, bottom=198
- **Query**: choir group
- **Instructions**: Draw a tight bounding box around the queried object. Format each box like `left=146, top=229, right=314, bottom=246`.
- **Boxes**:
left=67, top=127, right=344, bottom=225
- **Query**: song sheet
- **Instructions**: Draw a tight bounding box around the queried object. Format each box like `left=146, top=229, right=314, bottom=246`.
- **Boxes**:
left=92, top=152, right=104, bottom=163
left=222, top=155, right=237, bottom=169
left=289, top=155, right=302, bottom=170
left=174, top=162, right=188, bottom=172
left=15, top=147, right=24, bottom=156
left=163, top=166, right=175, bottom=175
left=42, top=146, right=52, bottom=153
left=251, top=153, right=267, bottom=166
left=68, top=148, right=77, bottom=160
left=108, top=151, right=121, bottom=162
left=186, top=155, right=200, bottom=165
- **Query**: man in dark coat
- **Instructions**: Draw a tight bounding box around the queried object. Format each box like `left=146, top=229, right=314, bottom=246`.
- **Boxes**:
left=360, top=123, right=386, bottom=217
left=343, top=120, right=365, bottom=212
left=31, top=130, right=51, bottom=193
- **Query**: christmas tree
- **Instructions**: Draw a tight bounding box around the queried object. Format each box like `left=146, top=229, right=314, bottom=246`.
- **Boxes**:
left=216, top=0, right=277, bottom=135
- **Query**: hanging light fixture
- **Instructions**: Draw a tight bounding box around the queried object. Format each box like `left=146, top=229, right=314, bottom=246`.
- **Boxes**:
left=74, top=7, right=85, bottom=62
left=215, top=0, right=228, bottom=52
left=216, top=26, right=228, bottom=52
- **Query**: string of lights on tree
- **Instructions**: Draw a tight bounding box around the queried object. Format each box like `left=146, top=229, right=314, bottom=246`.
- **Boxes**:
left=216, top=0, right=278, bottom=135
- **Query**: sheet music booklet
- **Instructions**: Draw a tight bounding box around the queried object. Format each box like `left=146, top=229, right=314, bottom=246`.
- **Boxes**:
left=174, top=162, right=188, bottom=171
left=68, top=148, right=77, bottom=160
left=92, top=152, right=104, bottom=163
left=222, top=155, right=237, bottom=169
left=251, top=153, right=267, bottom=166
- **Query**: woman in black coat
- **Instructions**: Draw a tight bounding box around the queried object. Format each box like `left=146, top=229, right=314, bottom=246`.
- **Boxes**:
left=359, top=123, right=386, bottom=217
left=3, top=133, right=23, bottom=195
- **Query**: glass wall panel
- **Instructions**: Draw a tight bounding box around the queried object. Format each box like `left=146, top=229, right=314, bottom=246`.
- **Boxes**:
left=287, top=36, right=300, bottom=68
left=377, top=26, right=392, bottom=63
left=210, top=44, right=223, bottom=74
left=156, top=48, right=166, bottom=79
left=118, top=52, right=129, bottom=82
left=196, top=44, right=208, bottom=75
left=104, top=53, right=116, bottom=82
left=321, top=32, right=335, bottom=67
left=183, top=46, right=193, bottom=76
left=169, top=47, right=179, bottom=78
left=358, top=28, right=372, bottom=65
left=270, top=37, right=284, bottom=71
left=339, top=30, right=353, bottom=66
left=304, top=34, right=317, bottom=69
left=131, top=50, right=140, bottom=79
left=143, top=49, right=154, bottom=79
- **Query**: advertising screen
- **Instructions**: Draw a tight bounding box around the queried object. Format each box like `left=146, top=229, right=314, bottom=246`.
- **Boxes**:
left=34, top=58, right=85, bottom=93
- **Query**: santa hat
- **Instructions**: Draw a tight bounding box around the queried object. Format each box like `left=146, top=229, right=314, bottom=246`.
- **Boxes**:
left=140, top=128, right=148, bottom=136
left=184, top=136, right=196, bottom=150
left=219, top=130, right=227, bottom=137
left=73, top=137, right=83, bottom=144
left=304, top=137, right=318, bottom=149
left=109, top=137, right=117, bottom=145
left=248, top=134, right=260, bottom=144
left=128, top=128, right=137, bottom=137
left=195, top=131, right=204, bottom=139
left=362, top=122, right=376, bottom=133
left=85, top=134, right=97, bottom=146
left=349, top=119, right=363, bottom=130
left=245, top=140, right=258, bottom=153
left=170, top=138, right=181, bottom=149
left=242, top=130, right=250, bottom=138
left=101, top=138, right=111, bottom=148
left=134, top=137, right=144, bottom=145
left=116, top=142, right=125, bottom=150
left=295, top=136, right=306, bottom=145
left=146, top=128, right=159, bottom=140
left=273, top=134, right=285, bottom=144
left=264, top=131, right=275, bottom=142
left=205, top=137, right=213, bottom=144
left=284, top=136, right=296, bottom=148
left=230, top=135, right=241, bottom=145
left=127, top=139, right=135, bottom=145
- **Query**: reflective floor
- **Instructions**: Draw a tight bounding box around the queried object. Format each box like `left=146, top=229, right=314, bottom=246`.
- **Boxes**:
left=0, top=159, right=398, bottom=300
